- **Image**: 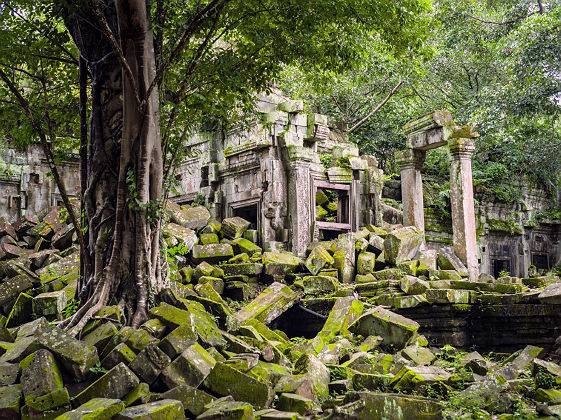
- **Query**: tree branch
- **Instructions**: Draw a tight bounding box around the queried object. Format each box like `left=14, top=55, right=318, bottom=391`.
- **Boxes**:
left=89, top=0, right=141, bottom=108
left=348, top=78, right=403, bottom=133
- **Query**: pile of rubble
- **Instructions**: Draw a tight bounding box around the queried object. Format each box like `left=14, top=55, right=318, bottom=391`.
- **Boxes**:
left=0, top=203, right=560, bottom=419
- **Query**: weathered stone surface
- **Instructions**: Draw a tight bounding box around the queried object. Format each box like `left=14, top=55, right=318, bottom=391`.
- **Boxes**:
left=35, top=325, right=99, bottom=379
left=534, top=388, right=561, bottom=404
left=197, top=399, right=254, bottom=420
left=234, top=282, right=299, bottom=324
left=383, top=226, right=423, bottom=265
left=349, top=306, right=419, bottom=350
left=294, top=275, right=337, bottom=296
left=305, top=245, right=334, bottom=275
left=511, top=345, right=545, bottom=372
left=232, top=237, right=262, bottom=256
left=357, top=252, right=376, bottom=275
left=222, top=217, right=251, bottom=239
left=0, top=274, right=34, bottom=306
left=314, top=296, right=363, bottom=347
left=263, top=252, right=302, bottom=276
left=332, top=233, right=355, bottom=284
left=54, top=398, right=125, bottom=420
left=159, top=321, right=197, bottom=359
left=277, top=393, right=313, bottom=415
left=0, top=384, right=21, bottom=418
left=20, top=349, right=64, bottom=409
left=334, top=392, right=442, bottom=420
left=538, top=283, right=561, bottom=304
left=129, top=342, right=171, bottom=384
left=36, top=251, right=79, bottom=283
left=115, top=399, right=185, bottom=420
left=123, top=382, right=151, bottom=407
left=400, top=275, right=429, bottom=295
left=160, top=343, right=216, bottom=388
left=101, top=342, right=136, bottom=371
left=192, top=243, right=234, bottom=264
left=33, top=290, right=66, bottom=316
left=391, top=365, right=451, bottom=392
left=436, top=247, right=468, bottom=276
left=204, top=361, right=273, bottom=408
left=6, top=292, right=33, bottom=327
left=160, top=385, right=215, bottom=417
left=162, top=223, right=198, bottom=253
left=0, top=361, right=19, bottom=385
left=401, top=345, right=435, bottom=366
left=166, top=201, right=210, bottom=230
left=74, top=362, right=139, bottom=406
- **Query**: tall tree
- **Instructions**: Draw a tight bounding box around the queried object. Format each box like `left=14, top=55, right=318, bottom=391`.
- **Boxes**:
left=0, top=0, right=432, bottom=333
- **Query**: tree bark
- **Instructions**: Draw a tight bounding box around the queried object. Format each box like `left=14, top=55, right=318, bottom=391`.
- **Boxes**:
left=63, top=0, right=163, bottom=334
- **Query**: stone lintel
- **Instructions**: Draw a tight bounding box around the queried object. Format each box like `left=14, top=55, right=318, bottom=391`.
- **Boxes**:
left=396, top=149, right=426, bottom=170
left=403, top=110, right=453, bottom=136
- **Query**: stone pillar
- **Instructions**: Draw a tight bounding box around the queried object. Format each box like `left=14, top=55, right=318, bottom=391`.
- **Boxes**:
left=448, top=138, right=479, bottom=281
left=397, top=149, right=426, bottom=231
left=287, top=160, right=312, bottom=257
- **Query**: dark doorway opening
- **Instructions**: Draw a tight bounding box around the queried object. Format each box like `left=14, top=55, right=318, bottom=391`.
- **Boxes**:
left=493, top=259, right=511, bottom=278
left=532, top=253, right=549, bottom=271
left=232, top=203, right=258, bottom=230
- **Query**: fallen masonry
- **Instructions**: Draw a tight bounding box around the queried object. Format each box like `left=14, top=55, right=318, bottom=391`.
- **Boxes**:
left=0, top=206, right=561, bottom=419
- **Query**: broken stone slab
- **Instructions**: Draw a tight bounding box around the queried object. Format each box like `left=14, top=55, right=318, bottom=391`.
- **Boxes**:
left=197, top=399, right=254, bottom=420
left=149, top=302, right=190, bottom=329
left=391, top=365, right=451, bottom=393
left=436, top=247, right=469, bottom=276
left=314, top=296, right=363, bottom=348
left=294, top=354, right=330, bottom=402
left=305, top=245, right=334, bottom=276
left=510, top=345, right=545, bottom=372
left=160, top=385, right=215, bottom=417
left=159, top=321, right=197, bottom=359
left=533, top=359, right=561, bottom=385
left=0, top=336, right=40, bottom=364
left=204, top=361, right=274, bottom=408
left=293, top=275, right=337, bottom=296
left=35, top=325, right=99, bottom=379
left=334, top=392, right=442, bottom=420
left=0, top=384, right=21, bottom=418
left=263, top=252, right=303, bottom=277
left=73, top=362, right=139, bottom=406
left=383, top=226, right=423, bottom=265
left=425, top=288, right=473, bottom=304
left=0, top=274, right=34, bottom=306
left=332, top=233, right=355, bottom=284
left=114, top=399, right=185, bottom=420
left=538, top=283, right=561, bottom=304
left=351, top=371, right=394, bottom=391
left=55, top=398, right=125, bottom=420
left=392, top=294, right=428, bottom=309
left=162, top=223, right=198, bottom=253
left=357, top=252, right=376, bottom=275
left=6, top=292, right=33, bottom=327
left=277, top=393, right=313, bottom=415
left=534, top=388, right=561, bottom=404
left=192, top=243, right=234, bottom=264
left=222, top=217, right=251, bottom=239
left=349, top=306, right=419, bottom=350
left=232, top=237, right=262, bottom=256
left=122, top=382, right=151, bottom=407
left=36, top=251, right=79, bottom=284
left=20, top=350, right=64, bottom=409
left=166, top=201, right=210, bottom=230
left=129, top=342, right=171, bottom=384
left=234, top=282, right=300, bottom=325
left=221, top=263, right=263, bottom=277
left=101, top=342, right=136, bottom=371
left=0, top=361, right=19, bottom=385
left=32, top=290, right=67, bottom=317
left=160, top=343, right=216, bottom=389
left=400, top=275, right=429, bottom=295
left=401, top=345, right=435, bottom=366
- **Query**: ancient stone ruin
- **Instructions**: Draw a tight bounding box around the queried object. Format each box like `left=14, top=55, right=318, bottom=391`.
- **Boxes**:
left=1, top=92, right=561, bottom=419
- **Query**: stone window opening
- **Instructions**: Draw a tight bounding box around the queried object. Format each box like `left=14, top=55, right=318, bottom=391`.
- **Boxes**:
left=531, top=253, right=549, bottom=271
left=492, top=259, right=511, bottom=278
left=314, top=180, right=351, bottom=240
left=200, top=165, right=209, bottom=188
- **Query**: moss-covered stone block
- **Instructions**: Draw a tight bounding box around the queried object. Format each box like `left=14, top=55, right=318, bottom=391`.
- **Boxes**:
left=166, top=201, right=210, bottom=230
left=294, top=276, right=338, bottom=296
left=197, top=400, right=253, bottom=420
left=82, top=322, right=119, bottom=353
left=160, top=343, right=216, bottom=388
left=129, top=342, right=171, bottom=385
left=234, top=282, right=299, bottom=324
left=383, top=226, right=423, bottom=265
left=100, top=342, right=136, bottom=371
left=159, top=321, right=197, bottom=359
left=222, top=263, right=263, bottom=276
left=222, top=217, right=251, bottom=239
left=55, top=398, right=125, bottom=420
left=200, top=233, right=219, bottom=245
left=6, top=292, right=32, bottom=327
left=277, top=393, right=313, bottom=414
left=0, top=384, right=21, bottom=418
left=192, top=244, right=234, bottom=264
left=114, top=399, right=185, bottom=420
left=73, top=362, right=139, bottom=406
left=162, top=223, right=198, bottom=253
left=263, top=252, right=303, bottom=277
left=349, top=306, right=419, bottom=350
left=204, top=361, right=273, bottom=408
left=160, top=385, right=215, bottom=417
left=305, top=246, right=334, bottom=276
left=232, top=237, right=262, bottom=256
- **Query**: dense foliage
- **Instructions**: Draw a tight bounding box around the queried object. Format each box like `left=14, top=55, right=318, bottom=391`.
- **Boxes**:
left=281, top=0, right=561, bottom=202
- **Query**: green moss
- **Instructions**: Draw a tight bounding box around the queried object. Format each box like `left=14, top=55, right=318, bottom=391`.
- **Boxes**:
left=486, top=218, right=524, bottom=235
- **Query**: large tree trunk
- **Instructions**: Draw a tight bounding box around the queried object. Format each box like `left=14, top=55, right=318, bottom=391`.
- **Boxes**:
left=63, top=0, right=163, bottom=334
